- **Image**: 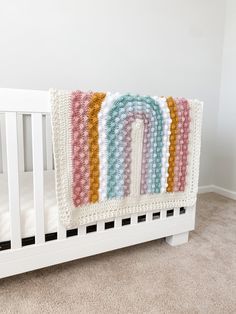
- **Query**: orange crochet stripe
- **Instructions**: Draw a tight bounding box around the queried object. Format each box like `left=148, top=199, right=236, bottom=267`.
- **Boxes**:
left=166, top=97, right=178, bottom=192
left=88, top=92, right=106, bottom=203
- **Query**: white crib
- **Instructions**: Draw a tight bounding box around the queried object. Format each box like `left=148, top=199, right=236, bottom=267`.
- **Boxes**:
left=0, top=88, right=196, bottom=279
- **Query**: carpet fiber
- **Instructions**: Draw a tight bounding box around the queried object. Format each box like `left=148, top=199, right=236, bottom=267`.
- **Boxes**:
left=0, top=193, right=235, bottom=314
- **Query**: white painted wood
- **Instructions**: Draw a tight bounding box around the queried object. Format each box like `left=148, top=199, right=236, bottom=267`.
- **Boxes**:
left=161, top=209, right=166, bottom=220
left=0, top=209, right=195, bottom=279
left=79, top=225, right=86, bottom=236
left=198, top=185, right=214, bottom=194
left=57, top=221, right=66, bottom=240
left=115, top=217, right=122, bottom=228
left=131, top=213, right=138, bottom=224
left=166, top=231, right=189, bottom=246
left=97, top=221, right=104, bottom=232
left=211, top=185, right=236, bottom=200
left=198, top=184, right=236, bottom=200
left=17, top=114, right=25, bottom=172
left=0, top=88, right=50, bottom=113
left=0, top=113, right=7, bottom=173
left=32, top=113, right=45, bottom=244
left=146, top=212, right=152, bottom=222
left=45, top=114, right=53, bottom=170
left=5, top=112, right=21, bottom=249
left=174, top=208, right=179, bottom=217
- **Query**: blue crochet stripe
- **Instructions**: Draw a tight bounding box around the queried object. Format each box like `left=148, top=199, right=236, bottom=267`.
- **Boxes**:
left=106, top=95, right=163, bottom=199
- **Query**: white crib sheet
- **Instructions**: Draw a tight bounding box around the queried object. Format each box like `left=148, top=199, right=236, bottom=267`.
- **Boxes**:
left=0, top=171, right=58, bottom=242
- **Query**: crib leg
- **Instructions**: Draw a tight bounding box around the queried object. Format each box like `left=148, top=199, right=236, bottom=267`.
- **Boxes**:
left=166, top=231, right=189, bottom=246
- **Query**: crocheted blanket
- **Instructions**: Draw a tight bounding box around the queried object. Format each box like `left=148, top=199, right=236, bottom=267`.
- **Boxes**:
left=51, top=90, right=203, bottom=227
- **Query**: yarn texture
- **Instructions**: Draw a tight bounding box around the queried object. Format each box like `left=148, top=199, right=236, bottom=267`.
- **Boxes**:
left=51, top=90, right=203, bottom=227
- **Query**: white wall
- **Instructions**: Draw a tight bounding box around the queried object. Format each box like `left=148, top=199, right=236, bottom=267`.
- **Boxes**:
left=215, top=0, right=236, bottom=192
left=0, top=0, right=226, bottom=185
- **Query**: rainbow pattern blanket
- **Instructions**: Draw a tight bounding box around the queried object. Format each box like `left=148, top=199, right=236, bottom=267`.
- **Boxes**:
left=51, top=90, right=203, bottom=227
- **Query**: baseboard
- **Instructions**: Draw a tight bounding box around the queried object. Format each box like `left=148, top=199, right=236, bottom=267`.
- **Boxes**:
left=198, top=185, right=214, bottom=194
left=212, top=185, right=236, bottom=200
left=198, top=185, right=236, bottom=200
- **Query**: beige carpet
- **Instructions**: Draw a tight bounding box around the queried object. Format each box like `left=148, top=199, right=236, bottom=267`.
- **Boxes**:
left=0, top=193, right=235, bottom=314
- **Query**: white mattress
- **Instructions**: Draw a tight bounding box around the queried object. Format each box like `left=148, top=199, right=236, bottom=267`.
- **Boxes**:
left=0, top=171, right=58, bottom=242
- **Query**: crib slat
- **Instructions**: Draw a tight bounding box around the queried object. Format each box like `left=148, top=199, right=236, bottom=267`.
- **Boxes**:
left=115, top=217, right=122, bottom=228
left=45, top=114, right=53, bottom=170
left=97, top=221, right=104, bottom=232
left=57, top=221, right=66, bottom=239
left=0, top=114, right=7, bottom=173
left=146, top=212, right=152, bottom=222
left=131, top=213, right=138, bottom=224
left=17, top=114, right=25, bottom=172
left=32, top=113, right=45, bottom=244
left=78, top=225, right=86, bottom=236
left=5, top=112, right=21, bottom=249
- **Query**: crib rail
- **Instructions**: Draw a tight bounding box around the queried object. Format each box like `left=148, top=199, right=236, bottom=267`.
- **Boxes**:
left=0, top=88, right=66, bottom=250
left=0, top=88, right=50, bottom=113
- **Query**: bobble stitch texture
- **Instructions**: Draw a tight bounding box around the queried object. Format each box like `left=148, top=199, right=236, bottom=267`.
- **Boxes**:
left=71, top=91, right=92, bottom=206
left=106, top=95, right=163, bottom=199
left=88, top=92, right=106, bottom=203
left=51, top=89, right=203, bottom=227
left=166, top=97, right=178, bottom=192
left=174, top=98, right=190, bottom=192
